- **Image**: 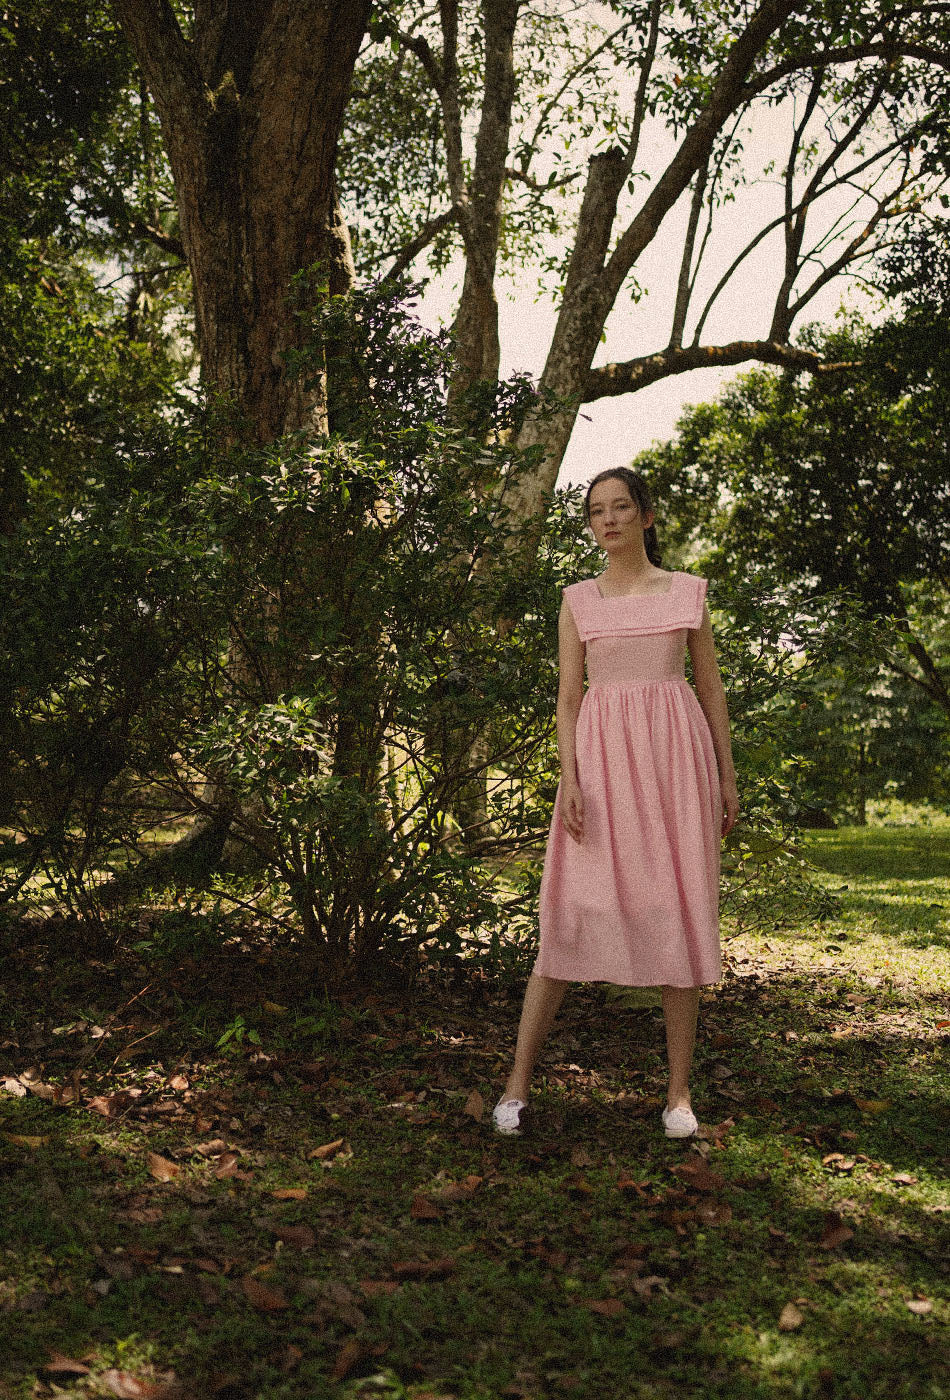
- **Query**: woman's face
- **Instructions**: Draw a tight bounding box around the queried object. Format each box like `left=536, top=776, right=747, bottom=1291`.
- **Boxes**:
left=587, top=479, right=653, bottom=552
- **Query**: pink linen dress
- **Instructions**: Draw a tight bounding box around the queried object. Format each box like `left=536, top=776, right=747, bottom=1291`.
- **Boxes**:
left=533, top=571, right=722, bottom=988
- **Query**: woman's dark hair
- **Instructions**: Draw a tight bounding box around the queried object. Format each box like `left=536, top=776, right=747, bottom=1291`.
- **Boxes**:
left=583, top=467, right=662, bottom=566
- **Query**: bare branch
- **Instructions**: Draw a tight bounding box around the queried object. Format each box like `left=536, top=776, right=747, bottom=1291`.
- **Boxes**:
left=785, top=179, right=912, bottom=323
left=691, top=125, right=926, bottom=345
left=438, top=0, right=467, bottom=209
left=127, top=218, right=186, bottom=260
left=367, top=205, right=460, bottom=281
left=522, top=16, right=638, bottom=161
left=669, top=160, right=708, bottom=350
left=603, top=0, right=800, bottom=300
left=682, top=111, right=745, bottom=325
left=371, top=11, right=445, bottom=94
left=771, top=70, right=888, bottom=338
left=743, top=40, right=950, bottom=102
left=619, top=0, right=662, bottom=183
left=504, top=166, right=578, bottom=193
left=584, top=340, right=858, bottom=401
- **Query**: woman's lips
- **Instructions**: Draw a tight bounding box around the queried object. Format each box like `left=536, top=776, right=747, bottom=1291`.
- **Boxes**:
left=605, top=531, right=619, bottom=537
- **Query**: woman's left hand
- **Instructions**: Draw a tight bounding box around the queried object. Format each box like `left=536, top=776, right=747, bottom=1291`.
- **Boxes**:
left=721, top=778, right=739, bottom=836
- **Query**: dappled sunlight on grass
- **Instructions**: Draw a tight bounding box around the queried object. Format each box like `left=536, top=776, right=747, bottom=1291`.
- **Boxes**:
left=0, top=822, right=947, bottom=1398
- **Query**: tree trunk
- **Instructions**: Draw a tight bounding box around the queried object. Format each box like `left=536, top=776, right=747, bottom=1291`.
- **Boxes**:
left=111, top=0, right=370, bottom=877
left=113, top=0, right=370, bottom=438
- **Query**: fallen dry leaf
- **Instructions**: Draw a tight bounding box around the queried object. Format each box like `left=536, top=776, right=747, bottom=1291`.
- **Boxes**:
left=101, top=1370, right=177, bottom=1398
left=821, top=1153, right=855, bottom=1173
left=391, top=1256, right=455, bottom=1281
left=194, top=1138, right=227, bottom=1156
left=116, top=1206, right=163, bottom=1224
left=87, top=1090, right=136, bottom=1118
left=905, top=1297, right=933, bottom=1315
left=213, top=1152, right=241, bottom=1179
left=169, top=1074, right=189, bottom=1091
left=360, top=1279, right=400, bottom=1297
left=53, top=1076, right=81, bottom=1106
left=613, top=1242, right=649, bottom=1265
left=615, top=1175, right=655, bottom=1199
left=410, top=1192, right=441, bottom=1220
left=44, top=1354, right=92, bottom=1376
left=331, top=1338, right=365, bottom=1381
left=463, top=1088, right=485, bottom=1121
left=308, top=1137, right=345, bottom=1161
left=694, top=1200, right=733, bottom=1226
left=852, top=1096, right=891, bottom=1115
left=819, top=1211, right=854, bottom=1250
left=3, top=1133, right=50, bottom=1148
left=281, top=1344, right=303, bottom=1372
left=272, top=1223, right=316, bottom=1248
left=891, top=1173, right=917, bottom=1186
left=570, top=1146, right=595, bottom=1168
left=429, top=1174, right=482, bottom=1203
left=778, top=1302, right=805, bottom=1331
left=585, top=1297, right=625, bottom=1317
left=671, top=1161, right=726, bottom=1192
left=271, top=1187, right=308, bottom=1200
left=1, top=1076, right=27, bottom=1098
left=21, top=1076, right=56, bottom=1101
left=147, top=1152, right=180, bottom=1182
left=242, top=1275, right=289, bottom=1311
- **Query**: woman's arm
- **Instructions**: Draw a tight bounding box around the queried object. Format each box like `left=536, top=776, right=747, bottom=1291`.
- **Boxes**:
left=687, top=603, right=739, bottom=835
left=556, top=596, right=586, bottom=842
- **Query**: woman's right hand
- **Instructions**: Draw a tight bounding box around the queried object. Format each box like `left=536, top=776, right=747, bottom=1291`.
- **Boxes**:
left=559, top=778, right=584, bottom=843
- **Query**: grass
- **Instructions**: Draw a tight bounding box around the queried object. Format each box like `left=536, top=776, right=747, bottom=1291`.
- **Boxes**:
left=0, top=820, right=948, bottom=1400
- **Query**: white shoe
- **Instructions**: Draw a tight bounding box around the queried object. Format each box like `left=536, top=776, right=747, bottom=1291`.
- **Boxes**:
left=662, top=1104, right=698, bottom=1138
left=492, top=1098, right=528, bottom=1135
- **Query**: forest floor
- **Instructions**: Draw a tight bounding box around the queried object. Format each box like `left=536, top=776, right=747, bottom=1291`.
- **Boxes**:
left=0, top=820, right=948, bottom=1400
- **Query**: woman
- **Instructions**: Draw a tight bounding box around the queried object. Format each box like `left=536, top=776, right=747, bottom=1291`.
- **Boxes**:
left=493, top=468, right=739, bottom=1138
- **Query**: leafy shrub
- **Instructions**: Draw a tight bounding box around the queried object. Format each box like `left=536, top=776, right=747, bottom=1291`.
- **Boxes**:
left=2, top=282, right=872, bottom=977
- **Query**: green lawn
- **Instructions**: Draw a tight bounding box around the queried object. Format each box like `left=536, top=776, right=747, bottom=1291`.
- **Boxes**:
left=0, top=821, right=947, bottom=1400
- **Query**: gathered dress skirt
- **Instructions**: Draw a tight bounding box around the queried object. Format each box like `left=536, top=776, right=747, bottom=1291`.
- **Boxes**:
left=533, top=572, right=722, bottom=987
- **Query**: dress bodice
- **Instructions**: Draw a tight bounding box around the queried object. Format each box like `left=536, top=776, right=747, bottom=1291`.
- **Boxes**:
left=563, top=572, right=708, bottom=685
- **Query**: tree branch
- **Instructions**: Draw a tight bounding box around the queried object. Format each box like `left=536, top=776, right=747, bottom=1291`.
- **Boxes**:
left=368, top=205, right=459, bottom=281
left=742, top=40, right=950, bottom=101
left=584, top=340, right=857, bottom=401
left=128, top=217, right=186, bottom=259
left=669, top=159, right=708, bottom=350
left=891, top=617, right=950, bottom=714
left=522, top=15, right=637, bottom=158
left=603, top=0, right=800, bottom=301
left=111, top=0, right=205, bottom=134
left=438, top=0, right=467, bottom=210
left=619, top=0, right=662, bottom=183
left=504, top=166, right=578, bottom=193
left=771, top=70, right=888, bottom=338
left=370, top=11, right=444, bottom=94
left=690, top=126, right=925, bottom=346
left=785, top=183, right=909, bottom=323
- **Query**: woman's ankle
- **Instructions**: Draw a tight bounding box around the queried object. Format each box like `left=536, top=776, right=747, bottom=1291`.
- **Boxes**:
left=501, top=1080, right=530, bottom=1103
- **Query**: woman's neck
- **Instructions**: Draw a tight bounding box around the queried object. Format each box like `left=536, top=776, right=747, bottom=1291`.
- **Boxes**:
left=601, top=548, right=662, bottom=584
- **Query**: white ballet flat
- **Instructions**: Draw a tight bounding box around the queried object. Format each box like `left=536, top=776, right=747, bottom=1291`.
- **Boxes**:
left=662, top=1104, right=698, bottom=1138
left=492, top=1098, right=528, bottom=1135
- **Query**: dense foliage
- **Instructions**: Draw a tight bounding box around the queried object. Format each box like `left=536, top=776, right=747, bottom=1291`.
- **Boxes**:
left=637, top=312, right=950, bottom=822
